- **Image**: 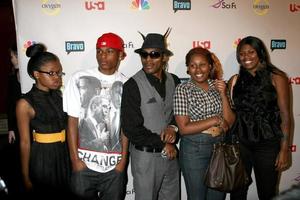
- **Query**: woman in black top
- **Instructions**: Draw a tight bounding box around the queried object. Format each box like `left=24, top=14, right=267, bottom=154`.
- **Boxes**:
left=16, top=43, right=71, bottom=199
left=228, top=36, right=291, bottom=200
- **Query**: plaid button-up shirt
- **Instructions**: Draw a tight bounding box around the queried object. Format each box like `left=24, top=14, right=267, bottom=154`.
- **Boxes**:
left=173, top=79, right=223, bottom=122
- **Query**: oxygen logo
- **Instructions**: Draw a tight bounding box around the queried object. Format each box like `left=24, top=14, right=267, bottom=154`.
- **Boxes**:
left=253, top=0, right=269, bottom=16
left=131, top=0, right=150, bottom=10
left=41, top=0, right=61, bottom=16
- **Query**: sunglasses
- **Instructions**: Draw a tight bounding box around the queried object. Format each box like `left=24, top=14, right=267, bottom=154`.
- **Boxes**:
left=139, top=51, right=162, bottom=59
left=38, top=70, right=65, bottom=77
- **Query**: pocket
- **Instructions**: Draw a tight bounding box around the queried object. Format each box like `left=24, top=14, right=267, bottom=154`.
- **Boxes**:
left=70, top=167, right=91, bottom=197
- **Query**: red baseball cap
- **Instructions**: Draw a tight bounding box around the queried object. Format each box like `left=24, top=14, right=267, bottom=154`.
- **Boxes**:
left=96, top=33, right=126, bottom=57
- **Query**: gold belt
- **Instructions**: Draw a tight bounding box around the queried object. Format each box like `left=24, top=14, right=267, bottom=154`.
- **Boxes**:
left=202, top=127, right=222, bottom=137
left=33, top=130, right=66, bottom=143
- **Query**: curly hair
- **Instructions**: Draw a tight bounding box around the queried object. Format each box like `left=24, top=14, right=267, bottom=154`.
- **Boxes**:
left=185, top=47, right=223, bottom=79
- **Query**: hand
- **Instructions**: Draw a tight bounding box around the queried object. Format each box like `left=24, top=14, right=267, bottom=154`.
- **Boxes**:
left=23, top=176, right=33, bottom=191
left=160, top=126, right=176, bottom=143
left=275, top=148, right=289, bottom=171
left=163, top=143, right=177, bottom=160
left=115, top=157, right=127, bottom=173
left=8, top=130, right=16, bottom=144
left=213, top=115, right=229, bottom=133
left=214, top=79, right=227, bottom=96
left=72, top=159, right=86, bottom=172
left=219, top=119, right=230, bottom=133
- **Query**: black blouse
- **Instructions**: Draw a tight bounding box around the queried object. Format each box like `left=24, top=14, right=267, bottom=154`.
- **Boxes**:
left=23, top=85, right=67, bottom=133
left=232, top=68, right=283, bottom=143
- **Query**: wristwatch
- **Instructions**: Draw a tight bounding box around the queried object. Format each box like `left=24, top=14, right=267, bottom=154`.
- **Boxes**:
left=169, top=125, right=179, bottom=133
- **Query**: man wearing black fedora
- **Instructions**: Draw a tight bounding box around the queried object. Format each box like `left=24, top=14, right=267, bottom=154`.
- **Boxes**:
left=121, top=29, right=181, bottom=200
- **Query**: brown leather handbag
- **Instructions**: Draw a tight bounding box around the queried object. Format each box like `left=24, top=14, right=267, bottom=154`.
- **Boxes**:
left=204, top=136, right=249, bottom=192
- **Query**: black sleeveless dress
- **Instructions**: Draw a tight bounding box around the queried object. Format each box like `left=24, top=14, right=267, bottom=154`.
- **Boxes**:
left=22, top=85, right=71, bottom=194
left=232, top=68, right=283, bottom=144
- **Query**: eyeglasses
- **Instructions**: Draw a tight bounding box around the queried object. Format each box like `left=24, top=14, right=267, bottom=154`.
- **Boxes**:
left=38, top=70, right=65, bottom=77
left=139, top=51, right=162, bottom=59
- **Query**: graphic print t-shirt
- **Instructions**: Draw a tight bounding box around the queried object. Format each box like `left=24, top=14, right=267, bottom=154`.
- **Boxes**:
left=63, top=67, right=127, bottom=172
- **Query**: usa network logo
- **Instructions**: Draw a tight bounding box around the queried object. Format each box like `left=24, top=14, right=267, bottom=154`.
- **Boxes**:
left=131, top=0, right=150, bottom=10
left=290, top=3, right=300, bottom=13
left=192, top=40, right=211, bottom=49
left=289, top=76, right=300, bottom=85
left=84, top=0, right=105, bottom=11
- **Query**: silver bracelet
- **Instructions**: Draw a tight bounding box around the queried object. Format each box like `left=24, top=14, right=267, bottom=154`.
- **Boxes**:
left=169, top=125, right=179, bottom=133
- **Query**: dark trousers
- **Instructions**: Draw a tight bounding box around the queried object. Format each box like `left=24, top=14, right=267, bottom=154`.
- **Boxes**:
left=71, top=167, right=126, bottom=200
left=230, top=139, right=280, bottom=200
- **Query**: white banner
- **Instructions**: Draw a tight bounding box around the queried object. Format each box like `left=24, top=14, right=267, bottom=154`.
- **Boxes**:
left=13, top=1, right=300, bottom=199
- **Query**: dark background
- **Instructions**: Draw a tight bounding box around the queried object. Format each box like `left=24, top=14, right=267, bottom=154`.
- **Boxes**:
left=0, top=0, right=16, bottom=114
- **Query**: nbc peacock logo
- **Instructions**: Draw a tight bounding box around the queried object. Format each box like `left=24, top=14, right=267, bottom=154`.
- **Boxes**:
left=131, top=0, right=150, bottom=10
left=233, top=38, right=242, bottom=48
left=22, top=40, right=37, bottom=53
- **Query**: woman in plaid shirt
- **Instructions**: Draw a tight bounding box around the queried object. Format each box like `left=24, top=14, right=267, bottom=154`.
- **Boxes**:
left=173, top=47, right=235, bottom=200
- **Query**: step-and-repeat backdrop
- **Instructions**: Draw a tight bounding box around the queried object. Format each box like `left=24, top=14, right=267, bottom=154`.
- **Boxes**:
left=13, top=1, right=300, bottom=199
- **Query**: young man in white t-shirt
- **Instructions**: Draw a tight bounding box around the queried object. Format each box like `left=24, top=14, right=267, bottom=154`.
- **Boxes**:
left=63, top=33, right=128, bottom=200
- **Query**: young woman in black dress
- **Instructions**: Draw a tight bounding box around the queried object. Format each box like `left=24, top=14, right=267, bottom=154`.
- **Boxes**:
left=16, top=43, right=71, bottom=199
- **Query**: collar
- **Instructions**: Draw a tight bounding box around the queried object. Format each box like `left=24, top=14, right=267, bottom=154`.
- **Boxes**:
left=143, top=69, right=166, bottom=86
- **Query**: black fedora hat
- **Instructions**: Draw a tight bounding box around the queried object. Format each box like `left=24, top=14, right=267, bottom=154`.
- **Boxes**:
left=134, top=28, right=173, bottom=56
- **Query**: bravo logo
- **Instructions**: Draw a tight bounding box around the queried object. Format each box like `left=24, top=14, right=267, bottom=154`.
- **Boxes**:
left=270, top=39, right=286, bottom=51
left=65, top=41, right=85, bottom=54
left=173, top=0, right=191, bottom=13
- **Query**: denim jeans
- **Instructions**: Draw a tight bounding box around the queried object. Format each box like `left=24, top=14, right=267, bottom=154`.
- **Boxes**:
left=70, top=167, right=126, bottom=200
left=230, top=139, right=280, bottom=200
left=179, top=133, right=225, bottom=200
